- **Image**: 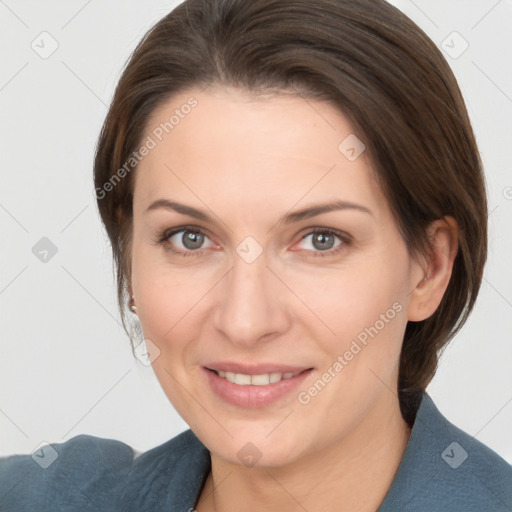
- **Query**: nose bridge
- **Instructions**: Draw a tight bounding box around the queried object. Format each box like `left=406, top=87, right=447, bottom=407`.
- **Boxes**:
left=212, top=243, right=288, bottom=344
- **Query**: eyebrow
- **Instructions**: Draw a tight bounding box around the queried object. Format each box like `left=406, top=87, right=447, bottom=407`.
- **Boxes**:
left=145, top=199, right=373, bottom=224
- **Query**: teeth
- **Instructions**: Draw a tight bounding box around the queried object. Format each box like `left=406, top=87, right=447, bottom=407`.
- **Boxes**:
left=216, top=370, right=302, bottom=385
left=234, top=373, right=252, bottom=385
left=269, top=372, right=282, bottom=383
left=251, top=374, right=270, bottom=385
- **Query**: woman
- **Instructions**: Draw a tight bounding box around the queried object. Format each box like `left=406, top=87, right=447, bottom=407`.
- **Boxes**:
left=1, top=0, right=511, bottom=511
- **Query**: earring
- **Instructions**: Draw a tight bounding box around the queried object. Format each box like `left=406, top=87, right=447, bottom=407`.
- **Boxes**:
left=130, top=296, right=137, bottom=313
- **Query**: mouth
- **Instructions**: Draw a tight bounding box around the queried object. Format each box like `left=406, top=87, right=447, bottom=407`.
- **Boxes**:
left=202, top=364, right=314, bottom=408
left=206, top=368, right=305, bottom=385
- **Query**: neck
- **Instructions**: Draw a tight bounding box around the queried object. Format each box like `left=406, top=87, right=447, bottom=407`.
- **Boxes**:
left=197, top=393, right=412, bottom=512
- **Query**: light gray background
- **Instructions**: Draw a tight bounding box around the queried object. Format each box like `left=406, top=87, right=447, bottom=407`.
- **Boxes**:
left=1, top=0, right=511, bottom=463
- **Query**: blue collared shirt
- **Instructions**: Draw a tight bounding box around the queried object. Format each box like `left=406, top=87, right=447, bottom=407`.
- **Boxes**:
left=1, top=392, right=511, bottom=511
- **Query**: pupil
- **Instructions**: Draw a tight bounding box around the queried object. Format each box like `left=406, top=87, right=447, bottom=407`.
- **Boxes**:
left=314, top=233, right=333, bottom=250
left=183, top=231, right=203, bottom=250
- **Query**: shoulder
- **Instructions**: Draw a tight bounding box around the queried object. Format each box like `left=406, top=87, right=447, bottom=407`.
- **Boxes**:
left=0, top=430, right=209, bottom=512
left=118, top=429, right=210, bottom=510
left=432, top=409, right=512, bottom=511
left=380, top=392, right=512, bottom=512
left=0, top=434, right=134, bottom=511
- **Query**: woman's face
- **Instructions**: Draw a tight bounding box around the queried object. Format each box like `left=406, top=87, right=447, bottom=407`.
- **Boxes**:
left=130, top=86, right=424, bottom=467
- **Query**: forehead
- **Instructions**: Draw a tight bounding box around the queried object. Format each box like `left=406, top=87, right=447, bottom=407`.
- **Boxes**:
left=134, top=86, right=388, bottom=219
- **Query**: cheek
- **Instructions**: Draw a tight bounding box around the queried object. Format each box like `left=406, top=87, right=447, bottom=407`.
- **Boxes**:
left=134, top=271, right=202, bottom=353
left=131, top=255, right=212, bottom=425
left=292, top=257, right=408, bottom=344
left=131, top=245, right=225, bottom=388
left=289, top=258, right=410, bottom=431
left=131, top=241, right=196, bottom=353
left=289, top=248, right=411, bottom=399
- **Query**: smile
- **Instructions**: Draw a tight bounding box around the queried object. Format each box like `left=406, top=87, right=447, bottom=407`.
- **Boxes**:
left=202, top=365, right=314, bottom=408
left=211, top=369, right=303, bottom=386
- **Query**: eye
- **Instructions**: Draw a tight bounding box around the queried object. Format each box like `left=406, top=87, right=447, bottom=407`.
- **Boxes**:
left=155, top=226, right=350, bottom=259
left=156, top=226, right=215, bottom=257
left=296, top=228, right=349, bottom=258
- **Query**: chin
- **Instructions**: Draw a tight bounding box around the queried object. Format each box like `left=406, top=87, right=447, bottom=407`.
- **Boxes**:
left=219, top=439, right=304, bottom=469
left=199, top=418, right=313, bottom=468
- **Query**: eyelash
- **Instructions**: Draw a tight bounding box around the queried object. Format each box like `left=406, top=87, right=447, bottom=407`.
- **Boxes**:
left=154, top=225, right=351, bottom=259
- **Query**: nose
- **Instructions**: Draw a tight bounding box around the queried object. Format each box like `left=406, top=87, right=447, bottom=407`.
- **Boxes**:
left=212, top=249, right=291, bottom=347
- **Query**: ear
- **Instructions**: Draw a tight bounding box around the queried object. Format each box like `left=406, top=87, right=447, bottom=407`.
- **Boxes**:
left=407, top=216, right=459, bottom=322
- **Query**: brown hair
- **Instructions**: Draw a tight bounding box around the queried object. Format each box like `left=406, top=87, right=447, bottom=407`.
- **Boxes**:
left=93, top=0, right=487, bottom=424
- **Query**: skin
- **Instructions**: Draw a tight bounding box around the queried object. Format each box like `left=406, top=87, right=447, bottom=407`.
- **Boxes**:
left=129, top=85, right=458, bottom=512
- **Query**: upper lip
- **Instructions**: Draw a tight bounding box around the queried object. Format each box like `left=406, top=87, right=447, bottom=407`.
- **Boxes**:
left=204, top=362, right=313, bottom=375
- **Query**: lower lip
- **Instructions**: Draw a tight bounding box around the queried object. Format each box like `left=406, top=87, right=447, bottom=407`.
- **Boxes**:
left=203, top=367, right=313, bottom=408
